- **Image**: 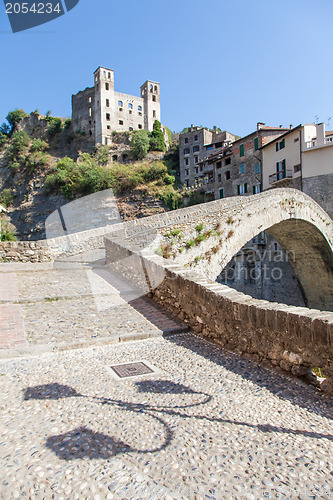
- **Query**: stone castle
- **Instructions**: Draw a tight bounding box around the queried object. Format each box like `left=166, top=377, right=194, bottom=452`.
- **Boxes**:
left=71, top=66, right=161, bottom=146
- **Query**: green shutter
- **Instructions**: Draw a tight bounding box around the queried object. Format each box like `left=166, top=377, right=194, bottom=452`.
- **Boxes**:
left=237, top=185, right=240, bottom=195
left=276, top=162, right=279, bottom=172
left=244, top=183, right=248, bottom=193
left=219, top=188, right=224, bottom=199
left=254, top=137, right=259, bottom=150
left=276, top=142, right=279, bottom=152
left=240, top=144, right=244, bottom=157
left=281, top=138, right=285, bottom=149
left=253, top=185, right=256, bottom=194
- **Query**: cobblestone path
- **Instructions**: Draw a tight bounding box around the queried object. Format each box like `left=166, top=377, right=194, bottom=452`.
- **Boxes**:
left=0, top=334, right=332, bottom=499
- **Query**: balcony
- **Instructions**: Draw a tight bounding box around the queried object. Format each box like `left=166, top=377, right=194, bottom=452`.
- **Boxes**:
left=269, top=169, right=293, bottom=186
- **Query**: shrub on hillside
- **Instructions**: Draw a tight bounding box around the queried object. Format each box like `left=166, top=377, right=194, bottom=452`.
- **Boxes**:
left=6, top=130, right=30, bottom=162
left=95, top=145, right=110, bottom=166
left=47, top=117, right=62, bottom=137
left=0, top=189, right=14, bottom=207
left=131, top=130, right=150, bottom=160
left=149, top=120, right=166, bottom=152
left=0, top=222, right=17, bottom=241
left=0, top=133, right=7, bottom=149
left=6, top=109, right=28, bottom=134
left=31, top=138, right=48, bottom=152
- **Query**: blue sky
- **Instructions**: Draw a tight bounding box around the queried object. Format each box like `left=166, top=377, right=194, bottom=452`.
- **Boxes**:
left=0, top=0, right=332, bottom=137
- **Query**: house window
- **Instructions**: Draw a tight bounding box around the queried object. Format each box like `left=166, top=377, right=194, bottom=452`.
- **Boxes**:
left=107, top=125, right=110, bottom=130
left=193, top=145, right=200, bottom=152
left=119, top=108, right=123, bottom=112
left=253, top=184, right=261, bottom=194
left=129, top=110, right=132, bottom=114
left=218, top=173, right=222, bottom=182
left=294, top=164, right=301, bottom=173
left=294, top=137, right=299, bottom=143
left=215, top=142, right=223, bottom=149
left=237, top=183, right=248, bottom=195
left=138, top=112, right=142, bottom=116
left=184, top=148, right=190, bottom=154
left=128, top=103, right=133, bottom=109
left=106, top=99, right=110, bottom=107
left=219, top=188, right=224, bottom=199
left=216, top=161, right=222, bottom=168
left=185, top=158, right=189, bottom=165
left=206, top=145, right=213, bottom=150
left=185, top=180, right=189, bottom=187
left=195, top=167, right=199, bottom=174
left=105, top=83, right=109, bottom=90
left=154, top=85, right=158, bottom=93
left=276, top=138, right=285, bottom=151
left=108, top=72, right=111, bottom=79
left=138, top=124, right=142, bottom=129
left=276, top=159, right=286, bottom=180
left=88, top=97, right=92, bottom=103
left=225, top=157, right=231, bottom=165
left=225, top=170, right=230, bottom=180
left=184, top=137, right=189, bottom=144
left=118, top=100, right=123, bottom=107
left=194, top=156, right=199, bottom=163
left=119, top=120, right=123, bottom=125
left=239, top=163, right=245, bottom=174
left=255, top=163, right=260, bottom=175
left=239, top=144, right=245, bottom=156
left=254, top=137, right=259, bottom=151
left=106, top=113, right=110, bottom=121
left=152, top=95, right=156, bottom=102
left=194, top=135, right=198, bottom=141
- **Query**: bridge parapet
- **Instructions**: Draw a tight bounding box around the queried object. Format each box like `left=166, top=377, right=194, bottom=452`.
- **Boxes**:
left=105, top=234, right=333, bottom=395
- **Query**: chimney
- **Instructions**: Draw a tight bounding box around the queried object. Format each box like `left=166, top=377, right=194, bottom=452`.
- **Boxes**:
left=257, top=122, right=265, bottom=131
left=290, top=124, right=293, bottom=129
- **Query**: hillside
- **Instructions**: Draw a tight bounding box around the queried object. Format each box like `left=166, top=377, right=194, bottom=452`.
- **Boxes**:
left=0, top=111, right=181, bottom=241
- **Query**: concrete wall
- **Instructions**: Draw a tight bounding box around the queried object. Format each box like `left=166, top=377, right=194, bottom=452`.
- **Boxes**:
left=303, top=144, right=333, bottom=177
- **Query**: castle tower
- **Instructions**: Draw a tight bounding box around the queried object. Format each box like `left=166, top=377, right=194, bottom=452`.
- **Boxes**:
left=140, top=80, right=161, bottom=132
left=94, top=66, right=115, bottom=145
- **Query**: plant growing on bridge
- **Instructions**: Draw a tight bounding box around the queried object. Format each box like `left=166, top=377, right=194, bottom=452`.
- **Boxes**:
left=226, top=217, right=234, bottom=225
left=196, top=223, right=204, bottom=232
left=186, top=239, right=195, bottom=248
left=195, top=233, right=205, bottom=245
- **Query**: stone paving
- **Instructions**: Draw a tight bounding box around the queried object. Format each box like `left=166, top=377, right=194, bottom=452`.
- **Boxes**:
left=0, top=261, right=186, bottom=352
left=0, top=334, right=332, bottom=499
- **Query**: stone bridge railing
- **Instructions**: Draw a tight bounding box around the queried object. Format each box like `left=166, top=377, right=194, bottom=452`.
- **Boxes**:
left=105, top=235, right=333, bottom=395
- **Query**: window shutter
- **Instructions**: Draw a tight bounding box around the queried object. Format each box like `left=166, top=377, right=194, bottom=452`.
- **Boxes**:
left=253, top=185, right=256, bottom=194
left=260, top=183, right=262, bottom=192
left=281, top=138, right=285, bottom=149
left=276, top=162, right=279, bottom=172
left=254, top=137, right=259, bottom=150
left=276, top=142, right=279, bottom=152
left=237, top=185, right=240, bottom=195
left=240, top=144, right=244, bottom=157
left=244, top=183, right=248, bottom=193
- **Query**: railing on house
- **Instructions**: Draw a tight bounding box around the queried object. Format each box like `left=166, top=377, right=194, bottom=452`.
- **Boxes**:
left=269, top=169, right=293, bottom=185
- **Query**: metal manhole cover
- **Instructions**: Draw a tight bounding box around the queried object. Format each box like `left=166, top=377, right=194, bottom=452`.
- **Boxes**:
left=110, top=361, right=154, bottom=379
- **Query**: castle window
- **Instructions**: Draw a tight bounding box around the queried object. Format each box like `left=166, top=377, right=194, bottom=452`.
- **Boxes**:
left=185, top=180, right=189, bottom=187
left=194, top=156, right=199, bottom=163
left=184, top=148, right=190, bottom=155
left=138, top=112, right=142, bottom=116
left=107, top=125, right=110, bottom=129
left=185, top=158, right=189, bottom=165
left=89, top=107, right=92, bottom=117
left=128, top=103, right=133, bottom=109
left=193, top=145, right=200, bottom=152
left=106, top=113, right=110, bottom=121
left=119, top=120, right=123, bottom=125
left=108, top=72, right=111, bottom=79
left=88, top=97, right=92, bottom=103
left=194, top=135, right=198, bottom=141
left=153, top=110, right=156, bottom=118
left=129, top=110, right=132, bottom=114
left=218, top=173, right=222, bottom=182
left=105, top=83, right=109, bottom=90
left=105, top=138, right=108, bottom=145
left=184, top=138, right=188, bottom=144
left=118, top=100, right=123, bottom=107
left=216, top=161, right=222, bottom=168
left=152, top=95, right=156, bottom=102
left=129, top=127, right=133, bottom=131
left=185, top=169, right=189, bottom=176
left=119, top=108, right=123, bottom=112
left=150, top=84, right=153, bottom=92
left=225, top=170, right=230, bottom=180
left=106, top=99, right=110, bottom=107
left=138, top=124, right=142, bottom=129
left=225, top=157, right=231, bottom=165
left=195, top=167, right=199, bottom=174
left=154, top=85, right=158, bottom=93
left=138, top=105, right=142, bottom=111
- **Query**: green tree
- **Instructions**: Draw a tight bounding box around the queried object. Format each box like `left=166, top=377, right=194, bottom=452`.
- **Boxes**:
left=6, top=109, right=28, bottom=134
left=47, top=117, right=62, bottom=137
left=6, top=130, right=30, bottom=162
left=95, top=145, right=110, bottom=166
left=130, top=130, right=150, bottom=160
left=0, top=189, right=14, bottom=207
left=149, top=120, right=166, bottom=152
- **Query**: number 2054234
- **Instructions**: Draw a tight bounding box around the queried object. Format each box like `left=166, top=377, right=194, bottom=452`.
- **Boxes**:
left=5, top=3, right=62, bottom=14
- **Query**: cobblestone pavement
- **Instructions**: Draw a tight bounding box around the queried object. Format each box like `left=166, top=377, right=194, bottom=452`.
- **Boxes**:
left=0, top=261, right=186, bottom=351
left=0, top=334, right=332, bottom=499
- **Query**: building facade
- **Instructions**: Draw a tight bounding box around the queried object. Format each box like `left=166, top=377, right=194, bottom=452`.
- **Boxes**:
left=72, top=66, right=161, bottom=146
left=262, top=122, right=333, bottom=218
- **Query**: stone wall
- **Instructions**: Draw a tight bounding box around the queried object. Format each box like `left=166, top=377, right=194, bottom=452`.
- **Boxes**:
left=104, top=236, right=333, bottom=395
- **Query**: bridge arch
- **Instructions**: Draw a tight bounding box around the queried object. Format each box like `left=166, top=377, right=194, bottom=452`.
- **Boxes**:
left=170, top=189, right=333, bottom=311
